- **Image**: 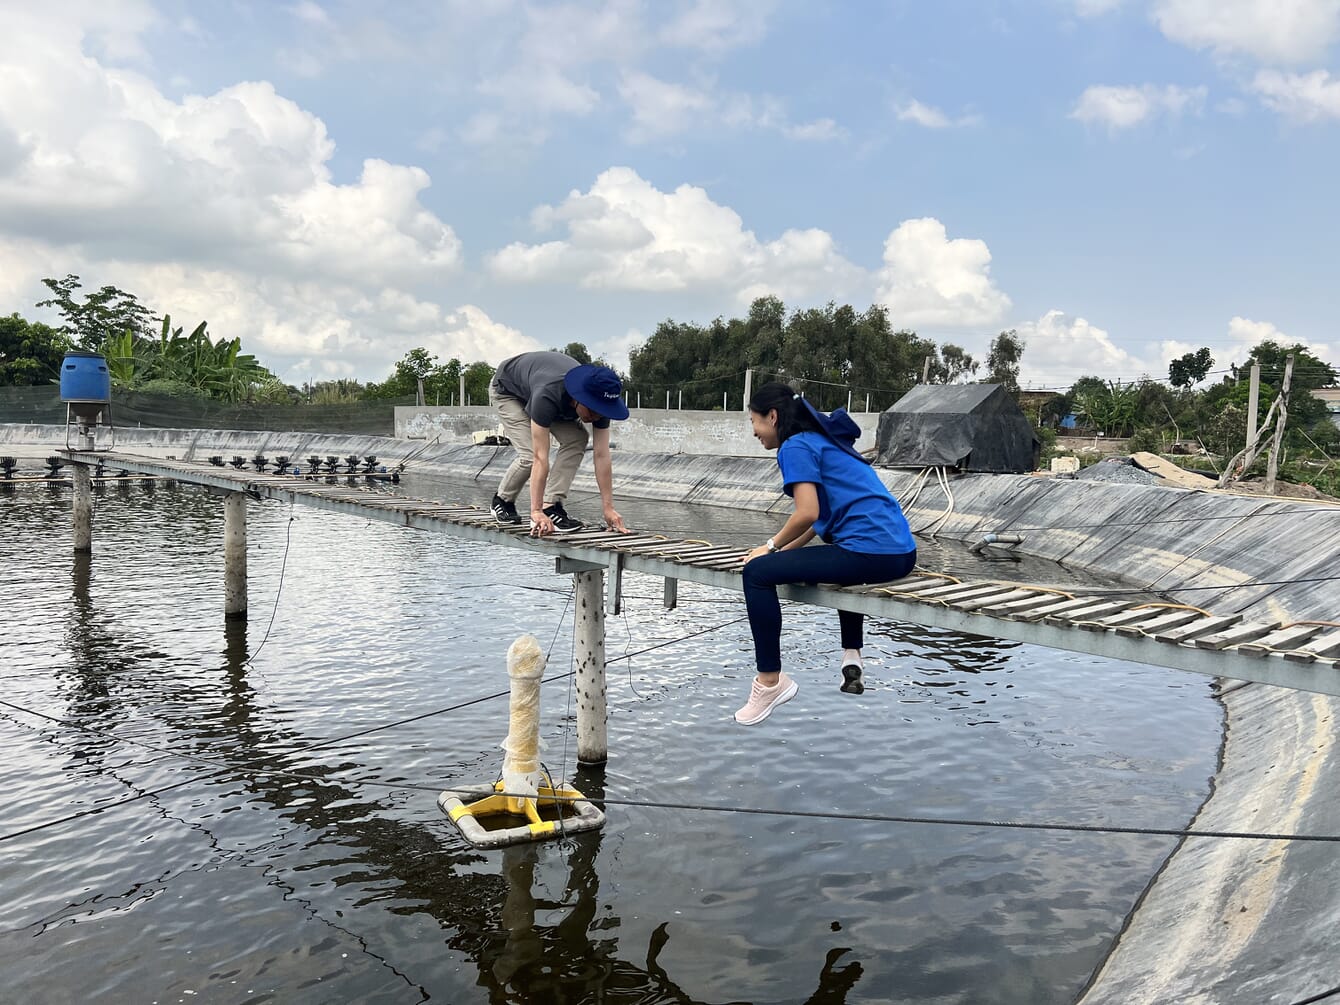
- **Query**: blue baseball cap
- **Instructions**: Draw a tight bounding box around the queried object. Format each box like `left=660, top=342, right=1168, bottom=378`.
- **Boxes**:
left=564, top=364, right=629, bottom=420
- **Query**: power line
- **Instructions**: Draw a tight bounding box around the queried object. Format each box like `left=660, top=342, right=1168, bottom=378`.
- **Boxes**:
left=5, top=693, right=1340, bottom=847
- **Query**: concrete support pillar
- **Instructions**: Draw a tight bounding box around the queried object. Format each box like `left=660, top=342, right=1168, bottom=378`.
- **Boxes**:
left=72, top=424, right=94, bottom=553
left=224, top=491, right=248, bottom=620
left=573, top=569, right=607, bottom=766
left=663, top=576, right=678, bottom=610
left=72, top=463, right=93, bottom=553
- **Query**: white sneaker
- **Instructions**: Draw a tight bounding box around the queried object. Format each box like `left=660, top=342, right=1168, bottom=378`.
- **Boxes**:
left=734, top=672, right=798, bottom=725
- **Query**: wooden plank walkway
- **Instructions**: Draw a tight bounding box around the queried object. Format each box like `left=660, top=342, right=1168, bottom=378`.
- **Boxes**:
left=64, top=449, right=1340, bottom=697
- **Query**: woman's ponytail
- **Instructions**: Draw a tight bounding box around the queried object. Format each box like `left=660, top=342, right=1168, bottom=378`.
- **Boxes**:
left=748, top=382, right=824, bottom=444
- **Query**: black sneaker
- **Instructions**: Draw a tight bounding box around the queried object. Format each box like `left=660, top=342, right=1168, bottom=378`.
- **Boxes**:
left=543, top=501, right=585, bottom=532
left=491, top=494, right=521, bottom=525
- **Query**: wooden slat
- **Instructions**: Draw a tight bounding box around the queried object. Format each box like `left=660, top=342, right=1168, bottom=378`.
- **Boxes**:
left=1043, top=601, right=1132, bottom=626
left=1113, top=608, right=1204, bottom=637
left=1009, top=596, right=1114, bottom=622
left=602, top=534, right=675, bottom=549
left=1153, top=614, right=1244, bottom=644
left=979, top=592, right=1074, bottom=615
left=1096, top=606, right=1184, bottom=628
left=657, top=545, right=729, bottom=563
left=915, top=582, right=1007, bottom=600
left=874, top=576, right=962, bottom=595
left=675, top=546, right=747, bottom=565
left=953, top=588, right=1039, bottom=612
left=554, top=531, right=638, bottom=546
left=1297, top=629, right=1340, bottom=661
left=700, top=555, right=747, bottom=570
left=624, top=544, right=718, bottom=560
left=1193, top=620, right=1284, bottom=651
left=1238, top=624, right=1327, bottom=657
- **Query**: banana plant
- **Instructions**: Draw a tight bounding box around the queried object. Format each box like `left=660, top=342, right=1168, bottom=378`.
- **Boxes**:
left=100, top=327, right=140, bottom=387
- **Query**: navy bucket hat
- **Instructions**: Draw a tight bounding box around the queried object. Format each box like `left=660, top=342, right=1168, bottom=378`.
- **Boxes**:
left=564, top=364, right=630, bottom=420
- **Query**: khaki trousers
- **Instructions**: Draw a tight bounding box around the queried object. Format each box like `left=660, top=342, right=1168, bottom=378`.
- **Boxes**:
left=491, top=383, right=589, bottom=505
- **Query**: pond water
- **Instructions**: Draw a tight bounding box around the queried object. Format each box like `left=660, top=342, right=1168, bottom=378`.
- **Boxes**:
left=0, top=476, right=1223, bottom=1004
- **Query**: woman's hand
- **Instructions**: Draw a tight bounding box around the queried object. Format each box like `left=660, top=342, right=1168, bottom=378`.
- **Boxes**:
left=743, top=544, right=771, bottom=564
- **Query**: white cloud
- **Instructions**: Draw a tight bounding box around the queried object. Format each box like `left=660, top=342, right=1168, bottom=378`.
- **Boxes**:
left=895, top=99, right=979, bottom=129
left=479, top=65, right=602, bottom=117
left=289, top=2, right=330, bottom=26
left=486, top=166, right=863, bottom=301
left=873, top=218, right=1011, bottom=328
left=0, top=4, right=518, bottom=384
left=1015, top=311, right=1147, bottom=387
left=0, top=12, right=463, bottom=284
left=123, top=265, right=539, bottom=378
left=1074, top=0, right=1125, bottom=14
left=1251, top=69, right=1340, bottom=121
left=599, top=327, right=646, bottom=376
left=466, top=0, right=647, bottom=135
left=1070, top=84, right=1207, bottom=129
left=660, top=0, right=777, bottom=53
left=1225, top=316, right=1336, bottom=363
left=782, top=118, right=845, bottom=141
left=617, top=71, right=844, bottom=143
left=1152, top=0, right=1340, bottom=65
left=618, top=72, right=716, bottom=141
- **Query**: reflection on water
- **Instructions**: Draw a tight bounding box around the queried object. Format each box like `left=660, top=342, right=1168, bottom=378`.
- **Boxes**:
left=0, top=481, right=1223, bottom=1003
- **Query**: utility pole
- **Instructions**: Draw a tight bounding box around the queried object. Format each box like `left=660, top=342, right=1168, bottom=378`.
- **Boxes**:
left=1264, top=355, right=1294, bottom=495
left=922, top=356, right=931, bottom=383
left=743, top=369, right=753, bottom=412
left=1246, top=363, right=1260, bottom=451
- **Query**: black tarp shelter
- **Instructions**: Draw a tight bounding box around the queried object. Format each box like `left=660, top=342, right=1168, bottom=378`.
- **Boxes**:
left=875, top=384, right=1039, bottom=473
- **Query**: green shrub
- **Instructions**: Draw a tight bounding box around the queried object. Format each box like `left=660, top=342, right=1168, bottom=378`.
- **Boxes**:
left=1126, top=427, right=1163, bottom=453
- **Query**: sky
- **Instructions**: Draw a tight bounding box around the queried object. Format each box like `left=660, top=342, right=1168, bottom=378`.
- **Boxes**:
left=0, top=0, right=1337, bottom=392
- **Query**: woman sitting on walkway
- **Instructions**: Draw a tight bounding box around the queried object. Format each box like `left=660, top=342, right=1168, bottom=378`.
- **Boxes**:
left=736, top=383, right=918, bottom=726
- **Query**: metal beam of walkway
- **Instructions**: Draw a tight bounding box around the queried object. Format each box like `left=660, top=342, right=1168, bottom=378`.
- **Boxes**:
left=65, top=450, right=1340, bottom=697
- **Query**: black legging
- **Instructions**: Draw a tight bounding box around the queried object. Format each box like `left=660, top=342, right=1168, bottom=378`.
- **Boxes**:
left=741, top=545, right=917, bottom=674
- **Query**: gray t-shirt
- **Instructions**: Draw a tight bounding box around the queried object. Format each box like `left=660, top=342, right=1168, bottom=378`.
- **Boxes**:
left=493, top=351, right=610, bottom=429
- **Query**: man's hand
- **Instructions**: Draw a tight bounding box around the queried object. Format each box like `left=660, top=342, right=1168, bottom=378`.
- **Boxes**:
left=530, top=509, right=554, bottom=537
left=603, top=507, right=629, bottom=533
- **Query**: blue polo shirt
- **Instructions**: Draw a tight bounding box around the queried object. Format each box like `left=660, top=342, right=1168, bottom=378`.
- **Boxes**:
left=777, top=432, right=914, bottom=555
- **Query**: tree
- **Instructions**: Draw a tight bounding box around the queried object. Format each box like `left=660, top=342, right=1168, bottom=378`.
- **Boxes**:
left=1169, top=347, right=1213, bottom=388
left=364, top=347, right=440, bottom=400
left=363, top=348, right=495, bottom=405
left=986, top=329, right=1025, bottom=393
left=36, top=274, right=157, bottom=350
left=937, top=344, right=978, bottom=384
left=560, top=342, right=593, bottom=365
left=0, top=313, right=72, bottom=386
left=463, top=361, right=496, bottom=406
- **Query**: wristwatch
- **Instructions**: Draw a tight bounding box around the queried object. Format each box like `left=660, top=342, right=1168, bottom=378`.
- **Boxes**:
left=766, top=538, right=778, bottom=552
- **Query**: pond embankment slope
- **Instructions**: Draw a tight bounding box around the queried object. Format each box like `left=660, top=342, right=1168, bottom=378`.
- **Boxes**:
left=5, top=421, right=1340, bottom=1002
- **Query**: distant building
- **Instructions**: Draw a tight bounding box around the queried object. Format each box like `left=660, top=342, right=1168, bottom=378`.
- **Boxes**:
left=1315, top=388, right=1340, bottom=429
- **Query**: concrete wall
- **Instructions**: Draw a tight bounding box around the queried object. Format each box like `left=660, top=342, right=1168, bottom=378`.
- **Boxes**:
left=393, top=405, right=883, bottom=458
